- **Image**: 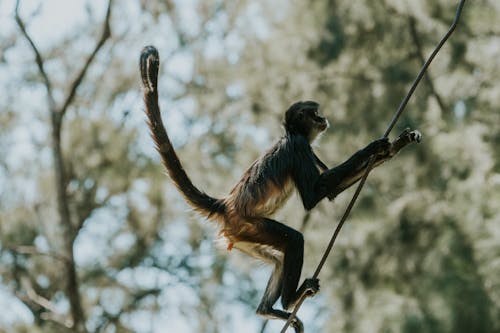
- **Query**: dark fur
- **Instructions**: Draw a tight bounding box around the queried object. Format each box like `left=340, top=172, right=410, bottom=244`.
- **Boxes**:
left=140, top=45, right=421, bottom=333
left=140, top=46, right=225, bottom=218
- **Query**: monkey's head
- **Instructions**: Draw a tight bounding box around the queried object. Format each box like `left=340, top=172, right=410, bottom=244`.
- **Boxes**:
left=284, top=101, right=329, bottom=142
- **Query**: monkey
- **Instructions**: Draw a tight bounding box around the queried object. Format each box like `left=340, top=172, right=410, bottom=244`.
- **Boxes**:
left=140, top=45, right=421, bottom=332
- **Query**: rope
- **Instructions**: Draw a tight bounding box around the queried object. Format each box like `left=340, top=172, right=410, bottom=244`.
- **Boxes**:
left=280, top=1, right=466, bottom=331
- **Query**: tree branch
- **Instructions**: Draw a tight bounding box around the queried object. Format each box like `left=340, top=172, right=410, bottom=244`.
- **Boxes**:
left=14, top=0, right=56, bottom=111
left=20, top=276, right=60, bottom=316
left=15, top=288, right=73, bottom=329
left=14, top=291, right=72, bottom=329
left=408, top=16, right=449, bottom=113
left=14, top=1, right=113, bottom=331
left=8, top=245, right=70, bottom=263
left=60, top=0, right=112, bottom=116
left=8, top=253, right=70, bottom=329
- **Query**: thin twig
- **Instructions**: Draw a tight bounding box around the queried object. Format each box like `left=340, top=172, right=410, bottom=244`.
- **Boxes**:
left=14, top=0, right=56, bottom=111
left=383, top=0, right=466, bottom=138
left=408, top=16, right=448, bottom=113
left=60, top=0, right=112, bottom=116
left=281, top=1, right=466, bottom=332
left=15, top=290, right=73, bottom=328
left=8, top=245, right=70, bottom=263
left=21, top=276, right=60, bottom=314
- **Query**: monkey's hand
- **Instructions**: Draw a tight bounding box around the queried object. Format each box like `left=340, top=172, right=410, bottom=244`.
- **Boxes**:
left=398, top=128, right=422, bottom=144
left=365, top=137, right=391, bottom=157
left=388, top=128, right=422, bottom=158
left=299, top=278, right=320, bottom=298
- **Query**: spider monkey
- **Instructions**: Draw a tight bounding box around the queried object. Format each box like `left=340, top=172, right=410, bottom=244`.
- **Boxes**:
left=140, top=45, right=421, bottom=332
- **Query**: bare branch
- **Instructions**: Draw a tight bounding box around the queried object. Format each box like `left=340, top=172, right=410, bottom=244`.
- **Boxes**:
left=14, top=1, right=113, bottom=331
left=14, top=0, right=57, bottom=111
left=60, top=0, right=113, bottom=116
left=15, top=289, right=72, bottom=329
left=8, top=245, right=70, bottom=263
left=409, top=16, right=449, bottom=113
left=21, top=276, right=59, bottom=314
left=15, top=0, right=113, bottom=117
left=10, top=268, right=71, bottom=329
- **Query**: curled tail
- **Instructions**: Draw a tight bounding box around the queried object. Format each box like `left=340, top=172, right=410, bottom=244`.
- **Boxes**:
left=140, top=46, right=225, bottom=219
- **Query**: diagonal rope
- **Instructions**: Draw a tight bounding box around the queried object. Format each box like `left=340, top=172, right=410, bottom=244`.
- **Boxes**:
left=281, top=1, right=466, bottom=332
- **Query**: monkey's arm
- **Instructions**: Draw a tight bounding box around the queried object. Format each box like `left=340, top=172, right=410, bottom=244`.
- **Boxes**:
left=323, top=128, right=422, bottom=200
left=292, top=134, right=379, bottom=210
left=313, top=153, right=337, bottom=201
left=293, top=129, right=420, bottom=210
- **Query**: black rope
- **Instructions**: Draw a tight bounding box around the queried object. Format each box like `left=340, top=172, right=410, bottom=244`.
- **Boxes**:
left=280, top=1, right=466, bottom=332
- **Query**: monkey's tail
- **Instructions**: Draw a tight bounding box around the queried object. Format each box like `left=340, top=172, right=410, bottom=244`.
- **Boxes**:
left=140, top=46, right=225, bottom=220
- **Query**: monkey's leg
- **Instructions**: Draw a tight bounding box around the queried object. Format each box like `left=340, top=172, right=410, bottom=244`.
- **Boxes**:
left=238, top=218, right=317, bottom=333
left=278, top=223, right=319, bottom=311
left=256, top=260, right=305, bottom=332
left=323, top=129, right=422, bottom=199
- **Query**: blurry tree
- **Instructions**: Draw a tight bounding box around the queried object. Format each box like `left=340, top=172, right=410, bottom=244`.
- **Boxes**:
left=0, top=0, right=499, bottom=333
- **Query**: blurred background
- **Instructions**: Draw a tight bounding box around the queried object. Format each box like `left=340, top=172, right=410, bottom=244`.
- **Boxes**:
left=0, top=0, right=499, bottom=332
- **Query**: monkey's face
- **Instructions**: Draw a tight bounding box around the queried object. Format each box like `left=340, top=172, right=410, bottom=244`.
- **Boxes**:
left=284, top=101, right=329, bottom=142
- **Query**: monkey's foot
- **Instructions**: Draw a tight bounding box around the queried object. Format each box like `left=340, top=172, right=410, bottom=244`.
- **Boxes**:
left=301, top=278, right=320, bottom=297
left=256, top=307, right=304, bottom=333
left=289, top=315, right=305, bottom=333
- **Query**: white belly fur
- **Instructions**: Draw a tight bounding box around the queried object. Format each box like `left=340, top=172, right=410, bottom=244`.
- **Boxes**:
left=234, top=241, right=283, bottom=264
